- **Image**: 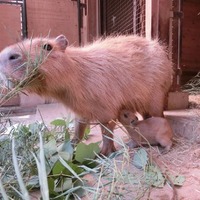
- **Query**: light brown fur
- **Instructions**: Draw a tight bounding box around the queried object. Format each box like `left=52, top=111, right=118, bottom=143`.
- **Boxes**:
left=119, top=109, right=173, bottom=152
left=0, top=35, right=173, bottom=155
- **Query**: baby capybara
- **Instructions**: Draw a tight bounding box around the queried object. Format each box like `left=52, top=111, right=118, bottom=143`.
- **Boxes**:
left=119, top=109, right=173, bottom=152
left=0, top=35, right=173, bottom=155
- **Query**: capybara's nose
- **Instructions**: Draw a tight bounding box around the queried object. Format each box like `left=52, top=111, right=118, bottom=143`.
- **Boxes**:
left=8, top=53, right=21, bottom=61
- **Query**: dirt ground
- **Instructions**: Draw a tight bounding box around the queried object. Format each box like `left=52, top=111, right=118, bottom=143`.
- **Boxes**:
left=154, top=95, right=200, bottom=200
left=124, top=94, right=200, bottom=200
left=82, top=107, right=200, bottom=200
left=5, top=95, right=200, bottom=200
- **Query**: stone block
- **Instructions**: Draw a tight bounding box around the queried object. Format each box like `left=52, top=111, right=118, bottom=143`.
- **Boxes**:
left=167, top=92, right=189, bottom=110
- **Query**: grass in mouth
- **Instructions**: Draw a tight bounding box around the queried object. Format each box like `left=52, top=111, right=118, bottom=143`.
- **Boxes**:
left=0, top=38, right=51, bottom=106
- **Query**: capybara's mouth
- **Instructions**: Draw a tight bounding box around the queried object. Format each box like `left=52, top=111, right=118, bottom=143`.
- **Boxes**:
left=0, top=75, right=17, bottom=90
left=6, top=78, right=16, bottom=89
left=4, top=75, right=33, bottom=89
left=3, top=61, right=41, bottom=89
left=131, top=120, right=136, bottom=125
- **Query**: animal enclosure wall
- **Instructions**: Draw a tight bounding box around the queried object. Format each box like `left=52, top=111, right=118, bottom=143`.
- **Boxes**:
left=0, top=0, right=79, bottom=50
left=100, top=0, right=146, bottom=36
left=0, top=4, right=21, bottom=51
left=26, top=0, right=79, bottom=46
left=0, top=2, right=22, bottom=106
left=181, top=0, right=200, bottom=84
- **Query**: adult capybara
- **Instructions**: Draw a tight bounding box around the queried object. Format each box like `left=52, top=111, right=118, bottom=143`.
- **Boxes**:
left=119, top=109, right=173, bottom=152
left=0, top=35, right=173, bottom=155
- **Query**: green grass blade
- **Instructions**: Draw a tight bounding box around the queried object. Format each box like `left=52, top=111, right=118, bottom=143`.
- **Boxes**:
left=59, top=156, right=83, bottom=183
left=12, top=138, right=30, bottom=200
left=0, top=178, right=9, bottom=200
left=32, top=130, right=49, bottom=200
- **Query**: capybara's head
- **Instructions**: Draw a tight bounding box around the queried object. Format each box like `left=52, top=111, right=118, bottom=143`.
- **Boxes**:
left=119, top=109, right=139, bottom=125
left=0, top=35, right=68, bottom=89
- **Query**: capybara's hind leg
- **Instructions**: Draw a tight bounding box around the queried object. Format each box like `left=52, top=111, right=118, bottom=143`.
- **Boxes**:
left=72, top=118, right=88, bottom=145
left=100, top=121, right=117, bottom=156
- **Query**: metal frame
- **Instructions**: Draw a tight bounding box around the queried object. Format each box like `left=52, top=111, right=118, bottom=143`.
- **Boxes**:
left=145, top=0, right=152, bottom=39
left=71, top=0, right=87, bottom=45
left=0, top=0, right=27, bottom=38
left=169, top=0, right=183, bottom=91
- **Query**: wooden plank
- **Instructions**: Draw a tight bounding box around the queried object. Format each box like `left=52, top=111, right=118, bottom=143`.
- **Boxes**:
left=158, top=0, right=171, bottom=43
left=87, top=0, right=98, bottom=42
left=169, top=0, right=180, bottom=90
left=145, top=0, right=152, bottom=39
left=182, top=0, right=200, bottom=70
left=151, top=0, right=159, bottom=38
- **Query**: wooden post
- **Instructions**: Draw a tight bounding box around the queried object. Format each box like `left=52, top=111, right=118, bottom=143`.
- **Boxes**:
left=145, top=0, right=152, bottom=39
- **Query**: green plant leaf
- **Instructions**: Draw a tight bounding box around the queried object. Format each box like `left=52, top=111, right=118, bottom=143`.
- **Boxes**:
left=48, top=177, right=55, bottom=192
left=64, top=129, right=70, bottom=141
left=59, top=156, right=83, bottom=182
left=52, top=160, right=66, bottom=175
left=167, top=174, right=185, bottom=186
left=50, top=119, right=66, bottom=127
left=63, top=162, right=84, bottom=176
left=54, top=178, right=73, bottom=193
left=28, top=123, right=42, bottom=134
left=51, top=161, right=84, bottom=178
left=145, top=165, right=165, bottom=188
left=43, top=138, right=57, bottom=159
left=43, top=139, right=58, bottom=174
left=133, top=148, right=148, bottom=169
left=83, top=126, right=91, bottom=140
left=73, top=179, right=85, bottom=198
left=58, top=151, right=72, bottom=161
left=44, top=154, right=59, bottom=175
left=58, top=141, right=73, bottom=156
left=75, top=142, right=100, bottom=163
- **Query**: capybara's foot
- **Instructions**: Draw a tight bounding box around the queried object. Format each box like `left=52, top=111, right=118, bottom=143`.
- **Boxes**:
left=159, top=139, right=172, bottom=154
left=160, top=148, right=170, bottom=154
left=160, top=143, right=172, bottom=154
left=100, top=144, right=116, bottom=156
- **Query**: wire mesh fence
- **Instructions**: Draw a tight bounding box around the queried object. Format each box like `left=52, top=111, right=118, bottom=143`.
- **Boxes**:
left=101, top=0, right=146, bottom=36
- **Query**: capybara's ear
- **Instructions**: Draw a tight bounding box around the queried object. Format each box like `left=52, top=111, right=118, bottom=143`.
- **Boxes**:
left=55, top=35, right=69, bottom=50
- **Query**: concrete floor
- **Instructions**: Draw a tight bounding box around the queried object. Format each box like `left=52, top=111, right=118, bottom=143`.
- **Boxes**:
left=5, top=103, right=129, bottom=148
left=6, top=103, right=200, bottom=139
left=3, top=103, right=200, bottom=200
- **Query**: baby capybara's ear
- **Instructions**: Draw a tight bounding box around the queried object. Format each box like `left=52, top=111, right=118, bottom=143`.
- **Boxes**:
left=55, top=35, right=69, bottom=50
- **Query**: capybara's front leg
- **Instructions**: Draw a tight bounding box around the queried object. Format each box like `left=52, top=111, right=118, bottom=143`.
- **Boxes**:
left=100, top=121, right=117, bottom=156
left=72, top=118, right=88, bottom=145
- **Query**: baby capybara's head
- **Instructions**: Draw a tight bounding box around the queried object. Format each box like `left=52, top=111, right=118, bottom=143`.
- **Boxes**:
left=119, top=109, right=139, bottom=125
left=0, top=35, right=68, bottom=88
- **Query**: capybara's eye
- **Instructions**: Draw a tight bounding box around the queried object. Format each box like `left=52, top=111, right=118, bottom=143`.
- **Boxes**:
left=124, top=113, right=128, bottom=118
left=43, top=44, right=53, bottom=51
left=9, top=53, right=21, bottom=61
